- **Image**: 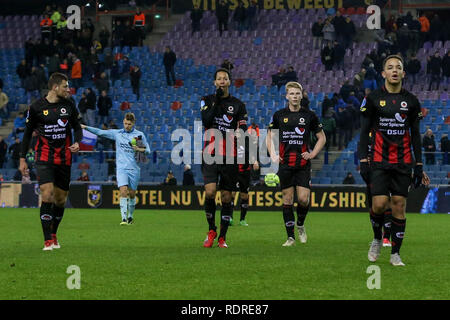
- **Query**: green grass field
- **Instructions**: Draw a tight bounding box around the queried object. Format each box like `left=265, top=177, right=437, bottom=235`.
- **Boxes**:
left=0, top=208, right=449, bottom=300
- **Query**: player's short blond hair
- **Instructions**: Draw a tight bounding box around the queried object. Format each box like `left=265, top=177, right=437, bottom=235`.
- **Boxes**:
left=124, top=112, right=136, bottom=123
left=285, top=81, right=303, bottom=93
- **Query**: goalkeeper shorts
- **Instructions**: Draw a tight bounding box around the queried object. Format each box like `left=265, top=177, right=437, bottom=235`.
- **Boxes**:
left=117, top=168, right=140, bottom=190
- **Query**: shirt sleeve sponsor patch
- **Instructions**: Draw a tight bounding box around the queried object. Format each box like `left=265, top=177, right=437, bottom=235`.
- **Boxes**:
left=360, top=97, right=367, bottom=112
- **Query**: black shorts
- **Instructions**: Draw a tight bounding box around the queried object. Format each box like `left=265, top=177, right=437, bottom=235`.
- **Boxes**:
left=202, top=163, right=238, bottom=192
left=35, top=164, right=71, bottom=191
left=370, top=167, right=412, bottom=198
left=237, top=170, right=251, bottom=193
left=278, top=165, right=311, bottom=190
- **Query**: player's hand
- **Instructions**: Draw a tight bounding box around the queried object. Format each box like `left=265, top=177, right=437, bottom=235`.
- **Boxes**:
left=80, top=124, right=87, bottom=129
left=270, top=154, right=281, bottom=164
left=19, top=158, right=29, bottom=177
left=253, top=161, right=260, bottom=171
left=301, top=152, right=315, bottom=160
left=413, top=164, right=423, bottom=188
left=69, top=142, right=80, bottom=153
left=215, top=87, right=224, bottom=98
left=360, top=161, right=370, bottom=184
left=422, top=171, right=430, bottom=186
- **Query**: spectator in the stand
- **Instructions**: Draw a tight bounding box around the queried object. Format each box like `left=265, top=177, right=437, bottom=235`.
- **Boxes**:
left=56, top=15, right=68, bottom=40
left=322, top=109, right=336, bottom=151
left=216, top=0, right=229, bottom=37
left=429, top=14, right=442, bottom=44
left=333, top=41, right=345, bottom=74
left=112, top=20, right=126, bottom=47
left=385, top=15, right=397, bottom=38
left=59, top=58, right=69, bottom=76
left=14, top=112, right=26, bottom=134
left=77, top=170, right=90, bottom=181
left=99, top=26, right=110, bottom=50
left=363, top=63, right=378, bottom=90
left=24, top=67, right=40, bottom=101
left=24, top=38, right=35, bottom=67
left=35, top=64, right=48, bottom=92
left=190, top=4, right=203, bottom=35
left=339, top=80, right=353, bottom=102
left=0, top=135, right=7, bottom=168
left=162, top=170, right=177, bottom=185
left=95, top=72, right=110, bottom=93
left=85, top=88, right=97, bottom=127
left=284, top=66, right=298, bottom=82
left=332, top=11, right=346, bottom=45
left=130, top=65, right=142, bottom=100
left=108, top=119, right=119, bottom=129
left=46, top=53, right=60, bottom=76
left=396, top=23, right=410, bottom=58
left=423, top=129, right=436, bottom=165
left=183, top=164, right=195, bottom=186
left=78, top=92, right=88, bottom=124
left=71, top=54, right=82, bottom=91
left=321, top=95, right=333, bottom=117
left=442, top=51, right=450, bottom=91
left=419, top=13, right=430, bottom=46
left=111, top=62, right=120, bottom=83
left=321, top=42, right=334, bottom=71
left=122, top=55, right=131, bottom=76
left=342, top=172, right=355, bottom=184
left=406, top=54, right=421, bottom=85
left=16, top=60, right=29, bottom=88
left=312, top=17, right=324, bottom=49
left=97, top=90, right=112, bottom=126
left=40, top=15, right=53, bottom=40
left=0, top=88, right=9, bottom=119
left=322, top=18, right=335, bottom=46
left=347, top=91, right=360, bottom=110
left=77, top=158, right=90, bottom=170
left=9, top=137, right=21, bottom=168
left=221, top=59, right=234, bottom=75
left=353, top=68, right=366, bottom=92
left=133, top=7, right=146, bottom=46
left=440, top=134, right=450, bottom=165
left=409, top=16, right=421, bottom=54
left=342, top=16, right=356, bottom=50
left=233, top=2, right=246, bottom=35
left=428, top=51, right=442, bottom=91
left=336, top=105, right=352, bottom=150
left=271, top=68, right=286, bottom=89
left=163, top=46, right=177, bottom=86
left=245, top=0, right=258, bottom=31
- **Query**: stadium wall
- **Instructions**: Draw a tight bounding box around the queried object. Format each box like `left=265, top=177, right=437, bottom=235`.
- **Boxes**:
left=1, top=183, right=448, bottom=213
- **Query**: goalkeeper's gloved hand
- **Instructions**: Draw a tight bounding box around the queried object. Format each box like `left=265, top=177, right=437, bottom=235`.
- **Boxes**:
left=134, top=139, right=148, bottom=163
left=359, top=161, right=370, bottom=185
left=413, top=164, right=423, bottom=188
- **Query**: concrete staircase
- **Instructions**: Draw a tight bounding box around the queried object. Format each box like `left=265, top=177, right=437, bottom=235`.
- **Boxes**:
left=144, top=13, right=185, bottom=48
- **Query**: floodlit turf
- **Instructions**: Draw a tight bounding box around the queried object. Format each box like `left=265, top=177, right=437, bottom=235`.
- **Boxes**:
left=0, top=208, right=449, bottom=300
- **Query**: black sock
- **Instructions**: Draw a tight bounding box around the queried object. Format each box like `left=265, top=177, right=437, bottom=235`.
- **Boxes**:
left=240, top=198, right=249, bottom=221
left=283, top=205, right=295, bottom=239
left=51, top=205, right=65, bottom=235
left=205, top=197, right=216, bottom=232
left=383, top=208, right=392, bottom=240
left=370, top=209, right=384, bottom=240
left=219, top=202, right=233, bottom=240
left=296, top=204, right=309, bottom=227
left=40, top=202, right=53, bottom=241
left=391, top=217, right=406, bottom=255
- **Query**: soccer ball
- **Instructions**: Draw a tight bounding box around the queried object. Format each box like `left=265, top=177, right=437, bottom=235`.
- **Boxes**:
left=264, top=173, right=280, bottom=187
left=130, top=138, right=137, bottom=146
left=26, top=152, right=35, bottom=164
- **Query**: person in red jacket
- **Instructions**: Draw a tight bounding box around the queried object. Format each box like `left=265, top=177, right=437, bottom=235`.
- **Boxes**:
left=71, top=55, right=82, bottom=90
left=40, top=15, right=53, bottom=40
left=133, top=8, right=146, bottom=46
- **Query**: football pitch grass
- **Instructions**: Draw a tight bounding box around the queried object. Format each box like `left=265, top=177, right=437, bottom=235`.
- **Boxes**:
left=0, top=208, right=449, bottom=300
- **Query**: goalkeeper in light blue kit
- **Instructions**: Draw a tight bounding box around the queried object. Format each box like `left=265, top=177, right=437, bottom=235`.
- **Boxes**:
left=81, top=112, right=150, bottom=225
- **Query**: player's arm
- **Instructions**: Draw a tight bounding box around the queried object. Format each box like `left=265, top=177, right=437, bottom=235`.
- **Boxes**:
left=19, top=106, right=37, bottom=176
left=133, top=135, right=151, bottom=154
left=302, top=114, right=326, bottom=160
left=200, top=97, right=216, bottom=128
left=410, top=99, right=429, bottom=186
left=69, top=102, right=83, bottom=152
left=267, top=113, right=280, bottom=162
left=81, top=124, right=117, bottom=140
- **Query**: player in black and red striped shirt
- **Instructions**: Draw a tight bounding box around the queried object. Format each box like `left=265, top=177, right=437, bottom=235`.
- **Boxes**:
left=19, top=73, right=83, bottom=251
left=267, top=82, right=326, bottom=247
left=200, top=68, right=248, bottom=248
left=358, top=55, right=430, bottom=266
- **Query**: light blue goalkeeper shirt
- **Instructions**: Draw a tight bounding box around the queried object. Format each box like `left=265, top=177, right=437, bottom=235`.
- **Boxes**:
left=84, top=126, right=150, bottom=171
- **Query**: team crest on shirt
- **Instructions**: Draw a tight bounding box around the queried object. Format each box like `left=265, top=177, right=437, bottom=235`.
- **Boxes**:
left=283, top=118, right=288, bottom=123
left=379, top=100, right=386, bottom=107
left=87, top=185, right=102, bottom=208
left=43, top=110, right=49, bottom=116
